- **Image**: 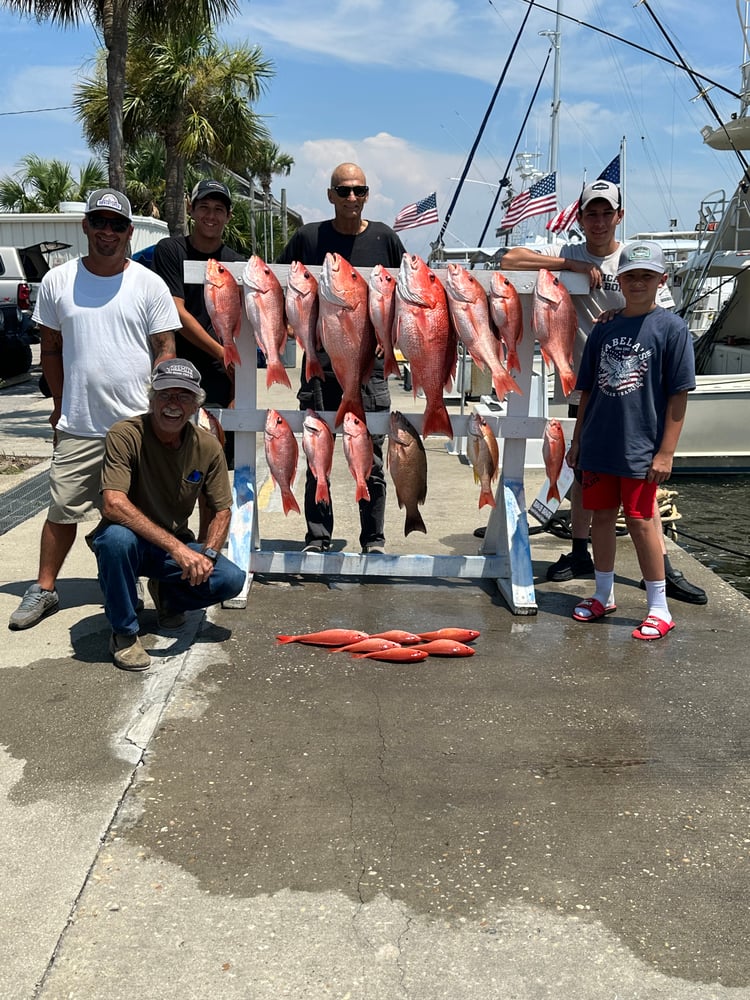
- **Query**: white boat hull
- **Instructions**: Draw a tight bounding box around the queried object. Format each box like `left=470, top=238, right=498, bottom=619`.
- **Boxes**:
left=674, top=374, right=750, bottom=473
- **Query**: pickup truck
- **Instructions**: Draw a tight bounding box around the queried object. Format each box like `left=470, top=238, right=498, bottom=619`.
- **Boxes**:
left=0, top=241, right=69, bottom=379
left=1, top=242, right=70, bottom=324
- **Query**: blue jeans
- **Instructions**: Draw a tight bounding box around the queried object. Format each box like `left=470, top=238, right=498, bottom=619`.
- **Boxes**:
left=92, top=523, right=246, bottom=636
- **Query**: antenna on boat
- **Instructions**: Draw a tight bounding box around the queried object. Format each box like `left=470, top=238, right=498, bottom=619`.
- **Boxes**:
left=474, top=49, right=553, bottom=251
left=430, top=1, right=536, bottom=262
left=637, top=0, right=750, bottom=181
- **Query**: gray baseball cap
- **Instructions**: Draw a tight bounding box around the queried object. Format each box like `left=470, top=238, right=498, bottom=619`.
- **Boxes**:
left=84, top=188, right=133, bottom=220
left=151, top=358, right=202, bottom=394
left=617, top=241, right=667, bottom=275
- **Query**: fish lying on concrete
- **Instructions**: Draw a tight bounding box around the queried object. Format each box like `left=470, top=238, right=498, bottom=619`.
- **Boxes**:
left=416, top=627, right=481, bottom=642
left=318, top=252, right=375, bottom=427
left=387, top=410, right=427, bottom=536
left=352, top=647, right=430, bottom=662
left=329, top=638, right=402, bottom=654
left=264, top=408, right=300, bottom=516
left=302, top=409, right=334, bottom=507
left=285, top=261, right=324, bottom=382
left=242, top=255, right=291, bottom=390
left=342, top=411, right=373, bottom=504
left=394, top=254, right=457, bottom=439
left=276, top=628, right=370, bottom=646
left=543, top=418, right=566, bottom=502
left=414, top=639, right=476, bottom=657
left=531, top=268, right=577, bottom=397
left=204, top=258, right=242, bottom=369
left=368, top=629, right=423, bottom=644
left=444, top=262, right=521, bottom=402
left=467, top=411, right=500, bottom=509
left=489, top=271, right=524, bottom=375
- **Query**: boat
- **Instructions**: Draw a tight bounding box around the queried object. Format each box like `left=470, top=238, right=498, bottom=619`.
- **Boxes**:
left=667, top=1, right=750, bottom=472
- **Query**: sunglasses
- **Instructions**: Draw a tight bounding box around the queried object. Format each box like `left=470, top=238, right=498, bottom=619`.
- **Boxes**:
left=87, top=214, right=131, bottom=233
left=333, top=185, right=369, bottom=198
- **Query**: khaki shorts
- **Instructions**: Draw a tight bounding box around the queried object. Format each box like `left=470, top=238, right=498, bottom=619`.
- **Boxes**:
left=48, top=432, right=106, bottom=524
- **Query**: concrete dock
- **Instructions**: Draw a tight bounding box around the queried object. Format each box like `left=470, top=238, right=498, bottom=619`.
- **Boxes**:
left=1, top=359, right=749, bottom=1000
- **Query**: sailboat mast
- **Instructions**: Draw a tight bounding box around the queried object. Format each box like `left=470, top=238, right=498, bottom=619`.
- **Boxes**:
left=540, top=0, right=562, bottom=242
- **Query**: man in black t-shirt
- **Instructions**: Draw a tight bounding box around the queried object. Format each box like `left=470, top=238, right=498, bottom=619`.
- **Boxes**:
left=277, top=162, right=406, bottom=554
left=152, top=179, right=244, bottom=409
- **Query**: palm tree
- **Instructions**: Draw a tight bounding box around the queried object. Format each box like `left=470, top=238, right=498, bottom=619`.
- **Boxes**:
left=74, top=19, right=274, bottom=234
left=124, top=136, right=167, bottom=217
left=245, top=140, right=294, bottom=259
left=0, top=0, right=238, bottom=192
left=0, top=153, right=106, bottom=212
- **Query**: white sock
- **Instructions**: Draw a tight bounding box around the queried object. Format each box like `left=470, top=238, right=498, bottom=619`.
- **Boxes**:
left=593, top=569, right=615, bottom=610
left=643, top=579, right=671, bottom=636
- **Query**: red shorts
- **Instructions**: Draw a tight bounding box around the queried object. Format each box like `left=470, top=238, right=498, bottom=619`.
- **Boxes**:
left=581, top=471, right=657, bottom=519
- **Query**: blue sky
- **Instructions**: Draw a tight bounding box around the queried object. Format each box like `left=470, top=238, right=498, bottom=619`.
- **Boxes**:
left=0, top=0, right=745, bottom=257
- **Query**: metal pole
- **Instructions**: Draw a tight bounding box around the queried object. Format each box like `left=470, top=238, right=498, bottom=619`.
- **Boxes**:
left=431, top=1, right=536, bottom=256
left=540, top=0, right=562, bottom=243
left=475, top=48, right=552, bottom=249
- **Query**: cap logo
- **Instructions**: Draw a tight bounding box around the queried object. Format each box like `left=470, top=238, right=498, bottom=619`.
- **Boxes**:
left=95, top=193, right=125, bottom=213
left=162, top=363, right=196, bottom=378
left=628, top=245, right=653, bottom=261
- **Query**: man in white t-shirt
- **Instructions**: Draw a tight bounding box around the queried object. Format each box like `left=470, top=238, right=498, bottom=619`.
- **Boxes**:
left=9, top=188, right=180, bottom=631
left=503, top=180, right=706, bottom=605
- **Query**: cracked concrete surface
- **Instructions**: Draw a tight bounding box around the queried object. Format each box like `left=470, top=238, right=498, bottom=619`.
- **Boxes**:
left=33, top=572, right=750, bottom=999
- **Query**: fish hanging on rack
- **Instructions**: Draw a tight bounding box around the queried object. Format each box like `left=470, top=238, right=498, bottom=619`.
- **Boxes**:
left=543, top=418, right=566, bottom=502
left=317, top=252, right=375, bottom=427
left=285, top=261, right=324, bottom=382
left=394, top=254, right=457, bottom=439
left=531, top=269, right=577, bottom=397
left=242, top=255, right=291, bottom=390
left=204, top=258, right=243, bottom=369
left=467, top=410, right=499, bottom=509
left=264, top=408, right=300, bottom=515
left=342, top=410, right=373, bottom=503
left=368, top=263, right=400, bottom=379
left=387, top=410, right=427, bottom=535
left=489, top=271, right=524, bottom=375
left=444, top=262, right=521, bottom=402
left=302, top=409, right=334, bottom=507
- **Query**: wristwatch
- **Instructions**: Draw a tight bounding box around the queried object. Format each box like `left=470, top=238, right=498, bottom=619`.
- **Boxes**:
left=202, top=546, right=219, bottom=563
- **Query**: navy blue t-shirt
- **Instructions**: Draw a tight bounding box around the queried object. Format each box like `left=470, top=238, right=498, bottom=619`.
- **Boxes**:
left=576, top=307, right=696, bottom=478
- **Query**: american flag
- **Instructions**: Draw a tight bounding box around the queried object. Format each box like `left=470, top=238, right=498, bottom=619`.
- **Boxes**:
left=546, top=155, right=621, bottom=234
left=393, top=192, right=439, bottom=231
left=499, top=172, right=557, bottom=231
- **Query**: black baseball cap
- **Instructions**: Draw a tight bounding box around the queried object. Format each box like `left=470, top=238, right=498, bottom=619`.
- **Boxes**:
left=190, top=179, right=232, bottom=211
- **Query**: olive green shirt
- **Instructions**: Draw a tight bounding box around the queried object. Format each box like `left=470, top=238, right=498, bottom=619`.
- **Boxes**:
left=98, top=414, right=232, bottom=541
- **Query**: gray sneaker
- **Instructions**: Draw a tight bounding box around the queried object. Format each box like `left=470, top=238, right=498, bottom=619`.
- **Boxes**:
left=147, top=579, right=186, bottom=630
left=109, top=633, right=151, bottom=671
left=9, top=584, right=59, bottom=630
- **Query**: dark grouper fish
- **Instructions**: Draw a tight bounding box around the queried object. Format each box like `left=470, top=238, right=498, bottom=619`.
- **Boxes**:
left=387, top=410, right=427, bottom=535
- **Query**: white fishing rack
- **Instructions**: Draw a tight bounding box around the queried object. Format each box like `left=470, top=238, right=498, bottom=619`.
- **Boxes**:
left=183, top=261, right=586, bottom=614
